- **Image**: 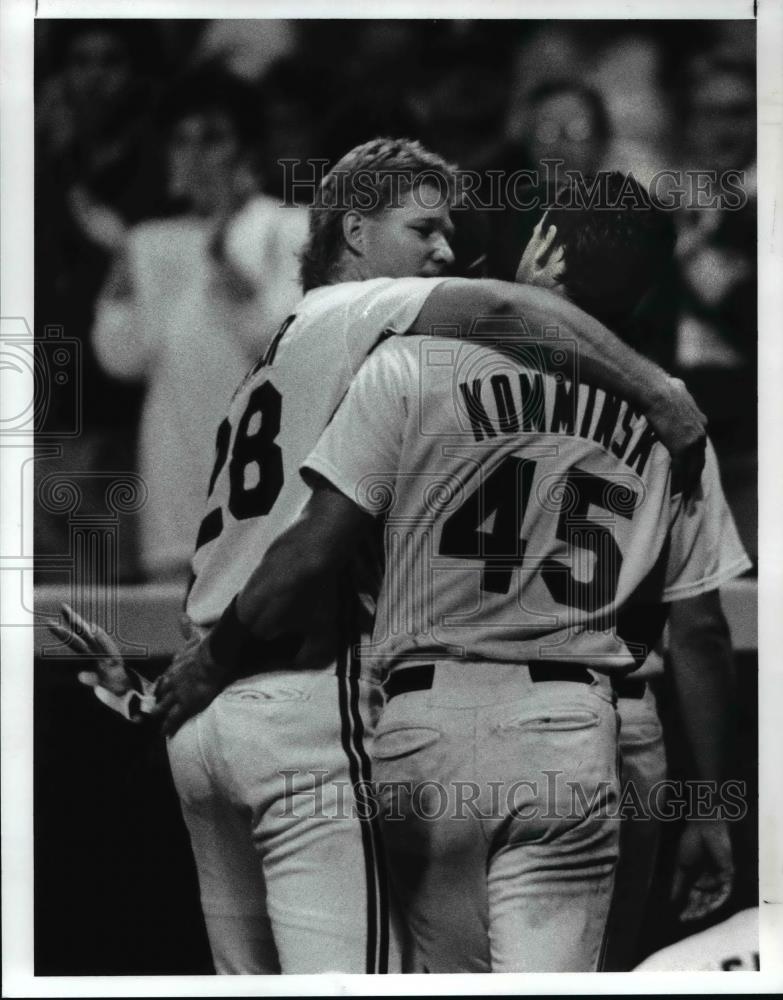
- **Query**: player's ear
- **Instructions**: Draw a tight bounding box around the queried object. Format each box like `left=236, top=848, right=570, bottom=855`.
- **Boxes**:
left=342, top=209, right=366, bottom=256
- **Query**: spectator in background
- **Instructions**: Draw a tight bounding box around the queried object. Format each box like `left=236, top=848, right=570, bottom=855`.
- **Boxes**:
left=494, top=22, right=756, bottom=563
left=404, top=22, right=514, bottom=172
left=504, top=23, right=587, bottom=144
left=91, top=69, right=307, bottom=582
left=309, top=22, right=431, bottom=172
left=520, top=79, right=608, bottom=178
left=489, top=81, right=611, bottom=282
left=504, top=23, right=674, bottom=184
left=673, top=39, right=757, bottom=564
left=586, top=31, right=674, bottom=186
left=491, top=73, right=679, bottom=371
left=35, top=21, right=168, bottom=225
left=524, top=80, right=610, bottom=179
left=192, top=19, right=297, bottom=82
left=254, top=56, right=332, bottom=202
left=676, top=56, right=756, bottom=371
left=35, top=21, right=170, bottom=574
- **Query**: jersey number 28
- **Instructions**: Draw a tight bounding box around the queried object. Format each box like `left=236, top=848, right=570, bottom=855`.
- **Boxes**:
left=195, top=382, right=284, bottom=550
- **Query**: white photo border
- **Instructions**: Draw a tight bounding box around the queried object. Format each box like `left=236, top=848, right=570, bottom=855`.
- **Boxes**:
left=2, top=0, right=781, bottom=994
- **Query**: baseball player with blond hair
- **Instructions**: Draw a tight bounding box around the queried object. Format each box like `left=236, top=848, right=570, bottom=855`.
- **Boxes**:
left=148, top=175, right=747, bottom=973
left=54, top=145, right=710, bottom=974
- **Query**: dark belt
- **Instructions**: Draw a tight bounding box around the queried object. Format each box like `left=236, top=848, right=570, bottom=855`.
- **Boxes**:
left=611, top=676, right=648, bottom=699
left=383, top=661, right=595, bottom=701
left=384, top=663, right=435, bottom=700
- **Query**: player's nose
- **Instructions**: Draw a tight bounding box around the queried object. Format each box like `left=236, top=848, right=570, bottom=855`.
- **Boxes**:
left=431, top=233, right=455, bottom=267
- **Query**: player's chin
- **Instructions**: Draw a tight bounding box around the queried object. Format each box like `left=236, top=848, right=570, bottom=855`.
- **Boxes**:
left=418, top=265, right=448, bottom=278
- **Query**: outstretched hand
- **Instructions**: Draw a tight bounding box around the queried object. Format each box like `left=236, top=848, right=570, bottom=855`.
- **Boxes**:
left=47, top=603, right=132, bottom=696
left=47, top=603, right=155, bottom=721
left=46, top=605, right=223, bottom=732
left=671, top=819, right=734, bottom=922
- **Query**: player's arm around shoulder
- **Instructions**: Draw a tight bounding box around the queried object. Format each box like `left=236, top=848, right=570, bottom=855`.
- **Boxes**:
left=412, top=277, right=708, bottom=494
left=154, top=345, right=408, bottom=736
left=410, top=277, right=516, bottom=337
left=412, top=274, right=639, bottom=343
left=153, top=480, right=374, bottom=736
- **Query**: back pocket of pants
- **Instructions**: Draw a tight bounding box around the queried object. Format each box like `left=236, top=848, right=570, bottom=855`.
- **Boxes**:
left=372, top=725, right=441, bottom=761
left=495, top=709, right=600, bottom=733
left=221, top=677, right=315, bottom=703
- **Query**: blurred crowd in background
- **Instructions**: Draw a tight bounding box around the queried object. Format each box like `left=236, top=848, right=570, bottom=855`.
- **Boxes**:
left=34, top=18, right=757, bottom=581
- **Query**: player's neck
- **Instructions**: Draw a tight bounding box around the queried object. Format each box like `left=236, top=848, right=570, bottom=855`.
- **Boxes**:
left=332, top=254, right=380, bottom=286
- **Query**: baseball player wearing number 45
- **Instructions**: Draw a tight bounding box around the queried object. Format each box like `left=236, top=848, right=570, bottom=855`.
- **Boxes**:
left=56, top=141, right=710, bottom=975
left=516, top=177, right=747, bottom=971
left=152, top=173, right=748, bottom=974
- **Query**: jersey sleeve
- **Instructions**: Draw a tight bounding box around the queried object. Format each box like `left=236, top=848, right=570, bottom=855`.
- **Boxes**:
left=302, top=340, right=409, bottom=513
left=342, top=276, right=448, bottom=376
left=662, top=439, right=752, bottom=601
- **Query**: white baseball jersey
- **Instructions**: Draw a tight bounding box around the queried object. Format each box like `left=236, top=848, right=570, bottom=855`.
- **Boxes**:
left=303, top=336, right=751, bottom=673
left=635, top=908, right=759, bottom=971
left=186, top=276, right=447, bottom=676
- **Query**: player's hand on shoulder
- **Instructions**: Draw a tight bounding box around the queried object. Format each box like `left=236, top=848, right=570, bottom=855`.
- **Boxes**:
left=646, top=375, right=707, bottom=497
left=149, top=635, right=231, bottom=738
left=671, top=818, right=734, bottom=922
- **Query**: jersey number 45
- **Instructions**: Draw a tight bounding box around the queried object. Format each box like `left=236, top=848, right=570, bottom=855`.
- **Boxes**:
left=439, top=455, right=638, bottom=612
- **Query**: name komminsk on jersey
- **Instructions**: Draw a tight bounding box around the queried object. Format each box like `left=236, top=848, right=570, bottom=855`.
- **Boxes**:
left=186, top=277, right=448, bottom=670
left=303, top=336, right=751, bottom=673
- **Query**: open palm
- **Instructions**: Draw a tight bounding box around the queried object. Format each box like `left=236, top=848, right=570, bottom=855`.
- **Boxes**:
left=47, top=603, right=132, bottom=696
